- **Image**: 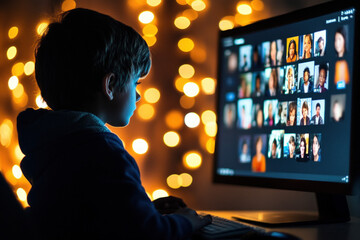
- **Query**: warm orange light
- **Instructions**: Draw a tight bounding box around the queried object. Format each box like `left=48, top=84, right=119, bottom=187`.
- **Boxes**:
left=184, top=112, right=200, bottom=128
left=13, top=83, right=24, bottom=98
left=190, top=46, right=207, bottom=63
left=219, top=16, right=234, bottom=31
left=36, top=94, right=48, bottom=109
left=8, top=26, right=19, bottom=39
left=139, top=11, right=155, bottom=24
left=165, top=110, right=184, bottom=129
left=12, top=62, right=24, bottom=76
left=206, top=138, right=215, bottom=154
left=142, top=24, right=158, bottom=37
left=12, top=165, right=22, bottom=179
left=182, top=9, right=198, bottom=21
left=7, top=46, right=17, bottom=60
left=0, top=119, right=13, bottom=148
left=16, top=188, right=27, bottom=202
left=179, top=95, right=195, bottom=109
left=179, top=173, right=193, bottom=187
left=237, top=3, right=252, bottom=15
left=147, top=0, right=162, bottom=7
left=152, top=189, right=169, bottom=200
left=137, top=104, right=155, bottom=120
left=163, top=131, right=180, bottom=147
left=201, top=77, right=216, bottom=94
left=61, top=0, right=76, bottom=12
left=183, top=151, right=202, bottom=169
left=204, top=122, right=217, bottom=137
left=251, top=0, right=264, bottom=11
left=174, top=16, right=191, bottom=30
left=144, top=88, right=160, bottom=103
left=14, top=144, right=25, bottom=161
left=24, top=61, right=35, bottom=76
left=176, top=0, right=187, bottom=5
left=174, top=77, right=189, bottom=92
left=178, top=38, right=194, bottom=52
left=183, top=82, right=199, bottom=97
left=142, top=35, right=157, bottom=47
left=8, top=76, right=19, bottom=90
left=191, top=0, right=206, bottom=11
left=132, top=138, right=149, bottom=154
left=201, top=110, right=216, bottom=124
left=167, top=174, right=182, bottom=189
left=178, top=64, right=195, bottom=79
left=37, top=22, right=49, bottom=35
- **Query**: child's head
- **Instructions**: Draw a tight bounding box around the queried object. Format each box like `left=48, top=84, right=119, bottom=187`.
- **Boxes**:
left=35, top=8, right=151, bottom=111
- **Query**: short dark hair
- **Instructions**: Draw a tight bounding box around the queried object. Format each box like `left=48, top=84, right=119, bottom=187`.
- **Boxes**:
left=35, top=8, right=151, bottom=110
left=303, top=67, right=310, bottom=75
left=319, top=63, right=328, bottom=78
left=316, top=103, right=321, bottom=109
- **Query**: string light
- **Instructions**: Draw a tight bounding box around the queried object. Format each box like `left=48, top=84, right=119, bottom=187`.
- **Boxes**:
left=251, top=0, right=264, bottom=11
left=206, top=138, right=215, bottom=154
left=12, top=62, right=24, bottom=76
left=144, top=88, right=160, bottom=103
left=180, top=95, right=195, bottom=109
left=24, top=61, right=35, bottom=76
left=167, top=174, right=182, bottom=189
left=142, top=24, right=158, bottom=37
left=0, top=119, right=13, bottom=148
left=16, top=188, right=27, bottom=202
left=61, top=0, right=76, bottom=12
left=12, top=165, right=22, bottom=179
left=204, top=122, right=217, bottom=137
left=36, top=22, right=49, bottom=35
left=219, top=16, right=234, bottom=31
left=179, top=173, right=193, bottom=187
left=182, top=9, right=198, bottom=21
left=36, top=94, right=48, bottom=109
left=178, top=38, right=195, bottom=52
left=201, top=110, right=216, bottom=124
left=201, top=77, right=216, bottom=94
left=147, top=0, right=162, bottom=7
left=137, top=103, right=155, bottom=120
left=191, top=0, right=206, bottom=12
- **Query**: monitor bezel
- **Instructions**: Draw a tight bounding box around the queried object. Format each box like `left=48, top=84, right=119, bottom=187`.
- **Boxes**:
left=213, top=0, right=360, bottom=195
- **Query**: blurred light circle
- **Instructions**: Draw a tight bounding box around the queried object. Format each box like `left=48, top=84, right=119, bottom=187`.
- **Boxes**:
left=16, top=188, right=27, bottom=202
left=132, top=138, right=149, bottom=154
left=144, top=88, right=160, bottom=103
left=152, top=189, right=169, bottom=200
left=137, top=104, right=155, bottom=120
left=139, top=11, right=155, bottom=24
left=8, top=26, right=19, bottom=39
left=8, top=76, right=19, bottom=90
left=147, top=0, right=162, bottom=7
left=183, top=151, right=202, bottom=169
left=179, top=173, right=193, bottom=187
left=204, top=122, right=217, bottom=137
left=12, top=165, right=22, bottom=179
left=165, top=110, right=184, bottom=129
left=219, top=16, right=234, bottom=31
left=180, top=95, right=195, bottom=109
left=178, top=64, right=195, bottom=79
left=201, top=110, right=216, bottom=124
left=174, top=16, right=191, bottom=29
left=201, top=77, right=216, bottom=94
left=174, top=77, right=189, bottom=92
left=24, top=61, right=35, bottom=76
left=182, top=9, right=198, bottom=21
left=142, top=35, right=157, bottom=47
left=237, top=3, right=252, bottom=15
left=251, top=0, right=264, bottom=11
left=13, top=83, right=24, bottom=98
left=183, top=82, right=199, bottom=97
left=184, top=112, right=200, bottom=128
left=191, top=0, right=206, bottom=11
left=36, top=94, right=48, bottom=109
left=206, top=138, right=216, bottom=154
left=163, top=131, right=180, bottom=147
left=62, top=0, right=76, bottom=12
left=37, top=22, right=49, bottom=35
left=167, top=174, right=182, bottom=189
left=178, top=38, right=195, bottom=52
left=142, top=24, right=158, bottom=37
left=7, top=46, right=17, bottom=60
left=12, top=62, right=24, bottom=76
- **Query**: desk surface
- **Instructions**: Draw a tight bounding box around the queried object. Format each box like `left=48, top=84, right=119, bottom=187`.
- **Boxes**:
left=201, top=210, right=360, bottom=240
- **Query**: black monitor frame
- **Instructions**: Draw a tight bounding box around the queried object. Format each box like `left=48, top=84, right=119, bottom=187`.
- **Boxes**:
left=213, top=0, right=360, bottom=197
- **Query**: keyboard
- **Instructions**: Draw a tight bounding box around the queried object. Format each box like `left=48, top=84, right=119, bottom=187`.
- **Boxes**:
left=195, top=213, right=265, bottom=239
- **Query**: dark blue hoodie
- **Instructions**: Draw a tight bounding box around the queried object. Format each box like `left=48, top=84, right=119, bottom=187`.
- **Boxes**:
left=17, top=108, right=192, bottom=240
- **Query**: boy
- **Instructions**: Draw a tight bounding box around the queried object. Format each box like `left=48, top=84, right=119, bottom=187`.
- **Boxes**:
left=17, top=8, right=210, bottom=239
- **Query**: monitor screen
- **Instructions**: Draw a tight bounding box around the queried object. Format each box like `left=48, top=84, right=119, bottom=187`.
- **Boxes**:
left=214, top=1, right=359, bottom=194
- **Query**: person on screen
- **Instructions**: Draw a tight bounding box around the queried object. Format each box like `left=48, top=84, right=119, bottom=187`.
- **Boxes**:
left=297, top=137, right=309, bottom=162
left=335, top=26, right=347, bottom=58
left=271, top=139, right=277, bottom=159
left=256, top=108, right=264, bottom=128
left=252, top=136, right=266, bottom=172
left=239, top=140, right=251, bottom=163
left=287, top=39, right=298, bottom=62
left=270, top=40, right=277, bottom=66
left=300, top=101, right=310, bottom=126
left=252, top=46, right=262, bottom=69
left=265, top=68, right=278, bottom=97
left=224, top=103, right=236, bottom=128
left=301, top=34, right=312, bottom=59
left=332, top=100, right=344, bottom=122
left=241, top=54, right=250, bottom=72
left=265, top=102, right=275, bottom=126
left=238, top=77, right=249, bottom=98
left=227, top=53, right=237, bottom=73
left=315, top=37, right=325, bottom=57
left=288, top=136, right=295, bottom=159
left=315, top=64, right=328, bottom=92
left=312, top=134, right=321, bottom=162
left=287, top=102, right=297, bottom=126
left=251, top=74, right=262, bottom=97
left=286, top=67, right=296, bottom=94
left=299, top=67, right=313, bottom=93
left=310, top=103, right=323, bottom=125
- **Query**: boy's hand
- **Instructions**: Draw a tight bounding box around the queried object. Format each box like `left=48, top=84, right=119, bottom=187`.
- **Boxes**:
left=174, top=208, right=212, bottom=231
left=153, top=196, right=187, bottom=214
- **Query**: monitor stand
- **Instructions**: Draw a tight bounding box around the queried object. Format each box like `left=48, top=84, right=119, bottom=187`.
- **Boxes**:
left=231, top=193, right=350, bottom=227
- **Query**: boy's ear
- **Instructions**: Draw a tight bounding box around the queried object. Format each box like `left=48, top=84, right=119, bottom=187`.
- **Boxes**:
left=103, top=73, right=116, bottom=101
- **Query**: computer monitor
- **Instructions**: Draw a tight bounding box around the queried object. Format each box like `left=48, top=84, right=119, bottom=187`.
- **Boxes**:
left=214, top=0, right=360, bottom=225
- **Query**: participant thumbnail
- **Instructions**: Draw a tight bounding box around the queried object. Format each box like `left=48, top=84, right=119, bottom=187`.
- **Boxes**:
left=310, top=134, right=322, bottom=162
left=223, top=103, right=236, bottom=128
left=296, top=133, right=310, bottom=162
left=251, top=103, right=263, bottom=128
left=237, top=98, right=253, bottom=129
left=334, top=60, right=350, bottom=89
left=262, top=41, right=270, bottom=68
left=310, top=99, right=325, bottom=125
left=239, top=135, right=251, bottom=163
left=251, top=72, right=265, bottom=97
left=331, top=94, right=346, bottom=122
left=252, top=134, right=267, bottom=172
left=252, top=44, right=263, bottom=69
left=297, top=98, right=312, bottom=126
left=334, top=25, right=348, bottom=58
left=298, top=61, right=315, bottom=93
left=239, top=44, right=252, bottom=72
left=276, top=101, right=287, bottom=127
left=284, top=133, right=296, bottom=158
left=268, top=130, right=284, bottom=159
left=283, top=65, right=297, bottom=94
left=299, top=33, right=313, bottom=59
left=314, top=63, right=329, bottom=93
left=264, top=99, right=278, bottom=127
left=238, top=73, right=252, bottom=98
left=264, top=67, right=280, bottom=97
left=268, top=39, right=284, bottom=67
left=287, top=101, right=297, bottom=126
left=286, top=36, right=299, bottom=63
left=314, top=30, right=326, bottom=57
left=224, top=49, right=238, bottom=74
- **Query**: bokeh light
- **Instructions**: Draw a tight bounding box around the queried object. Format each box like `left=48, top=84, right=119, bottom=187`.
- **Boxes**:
left=8, top=76, right=19, bottom=90
left=37, top=22, right=49, bottom=35
left=144, top=88, right=160, bottom=103
left=183, top=151, right=202, bottom=169
left=139, top=11, right=155, bottom=24
left=7, top=46, right=17, bottom=60
left=0, top=119, right=13, bottom=148
left=16, top=188, right=27, bottom=202
left=174, top=77, right=189, bottom=92
left=190, top=46, right=207, bottom=63
left=183, top=82, right=200, bottom=97
left=201, top=110, right=216, bottom=124
left=176, top=0, right=187, bottom=5
left=13, top=83, right=24, bottom=99
left=12, top=165, right=22, bottom=179
left=219, top=16, right=235, bottom=31
left=12, top=62, right=24, bottom=76
left=36, top=94, right=48, bottom=109
left=8, top=26, right=19, bottom=39
left=24, top=61, right=35, bottom=76
left=137, top=104, right=155, bottom=120
left=182, top=9, right=198, bottom=21
left=142, top=35, right=157, bottom=47
left=184, top=112, right=200, bottom=128
left=152, top=189, right=169, bottom=200
left=204, top=122, right=217, bottom=137
left=178, top=64, right=195, bottom=79
left=191, top=0, right=206, bottom=11
left=179, top=173, right=193, bottom=187
left=180, top=95, right=195, bottom=109
left=178, top=38, right=194, bottom=52
left=201, top=77, right=216, bottom=94
left=206, top=138, right=215, bottom=154
left=163, top=131, right=180, bottom=147
left=132, top=138, right=149, bottom=154
left=251, top=0, right=264, bottom=11
left=167, top=174, right=182, bottom=189
left=62, top=0, right=76, bottom=12
left=174, top=16, right=191, bottom=29
left=165, top=110, right=184, bottom=129
left=237, top=3, right=252, bottom=15
left=147, top=0, right=162, bottom=7
left=142, top=24, right=158, bottom=37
